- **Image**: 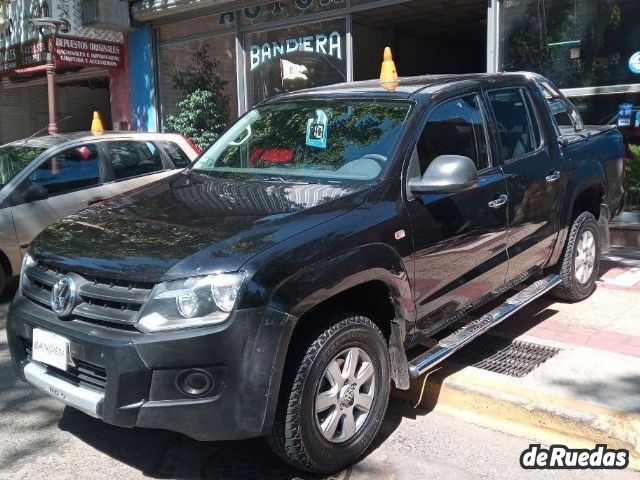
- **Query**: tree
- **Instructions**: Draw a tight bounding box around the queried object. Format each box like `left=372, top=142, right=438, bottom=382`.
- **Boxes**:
left=165, top=46, right=230, bottom=150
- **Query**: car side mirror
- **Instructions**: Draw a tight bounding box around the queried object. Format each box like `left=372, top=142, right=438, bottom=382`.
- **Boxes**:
left=408, top=155, right=478, bottom=194
left=24, top=183, right=49, bottom=202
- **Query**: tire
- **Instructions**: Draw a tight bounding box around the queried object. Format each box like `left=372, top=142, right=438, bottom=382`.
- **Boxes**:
left=267, top=314, right=390, bottom=474
left=552, top=211, right=600, bottom=302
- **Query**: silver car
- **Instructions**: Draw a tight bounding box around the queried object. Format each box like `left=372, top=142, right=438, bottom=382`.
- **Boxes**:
left=0, top=132, right=199, bottom=291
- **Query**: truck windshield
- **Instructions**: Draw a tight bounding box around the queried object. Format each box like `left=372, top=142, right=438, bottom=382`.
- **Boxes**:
left=192, top=99, right=413, bottom=184
left=0, top=145, right=46, bottom=188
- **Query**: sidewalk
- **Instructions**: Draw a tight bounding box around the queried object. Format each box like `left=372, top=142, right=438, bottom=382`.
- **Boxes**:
left=401, top=247, right=640, bottom=467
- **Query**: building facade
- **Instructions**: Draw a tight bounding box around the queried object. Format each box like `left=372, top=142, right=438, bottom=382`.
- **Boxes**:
left=0, top=0, right=130, bottom=143
left=128, top=0, right=640, bottom=132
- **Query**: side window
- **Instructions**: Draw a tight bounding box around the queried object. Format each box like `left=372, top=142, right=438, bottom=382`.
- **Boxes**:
left=548, top=99, right=574, bottom=127
left=107, top=141, right=164, bottom=180
left=160, top=141, right=191, bottom=168
left=487, top=88, right=541, bottom=160
left=29, top=144, right=100, bottom=196
left=417, top=94, right=490, bottom=174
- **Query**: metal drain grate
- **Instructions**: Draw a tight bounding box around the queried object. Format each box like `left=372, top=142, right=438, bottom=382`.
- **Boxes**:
left=450, top=335, right=561, bottom=377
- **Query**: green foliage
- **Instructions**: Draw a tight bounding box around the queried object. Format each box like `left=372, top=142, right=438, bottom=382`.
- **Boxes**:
left=166, top=90, right=229, bottom=152
left=165, top=46, right=230, bottom=150
left=625, top=144, right=640, bottom=193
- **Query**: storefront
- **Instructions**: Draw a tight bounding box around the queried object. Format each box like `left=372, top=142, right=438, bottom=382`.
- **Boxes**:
left=0, top=0, right=129, bottom=143
left=130, top=0, right=640, bottom=130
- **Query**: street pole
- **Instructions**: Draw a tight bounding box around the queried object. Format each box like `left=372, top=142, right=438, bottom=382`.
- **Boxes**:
left=45, top=51, right=58, bottom=135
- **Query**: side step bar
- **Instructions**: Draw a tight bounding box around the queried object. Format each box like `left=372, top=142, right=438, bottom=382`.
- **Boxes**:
left=408, top=274, right=561, bottom=378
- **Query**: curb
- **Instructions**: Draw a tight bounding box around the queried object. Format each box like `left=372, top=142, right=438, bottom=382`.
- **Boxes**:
left=394, top=365, right=640, bottom=469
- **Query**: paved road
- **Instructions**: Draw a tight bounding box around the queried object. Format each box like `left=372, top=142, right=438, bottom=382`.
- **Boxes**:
left=0, top=284, right=637, bottom=480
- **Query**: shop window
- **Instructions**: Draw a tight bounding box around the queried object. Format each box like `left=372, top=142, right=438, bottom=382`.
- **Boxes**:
left=487, top=88, right=540, bottom=160
left=107, top=141, right=164, bottom=180
left=244, top=18, right=347, bottom=107
left=30, top=144, right=101, bottom=196
left=157, top=33, right=237, bottom=124
left=499, top=0, right=640, bottom=89
left=417, top=95, right=490, bottom=173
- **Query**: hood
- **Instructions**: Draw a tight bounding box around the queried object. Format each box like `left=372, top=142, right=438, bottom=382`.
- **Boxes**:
left=31, top=172, right=369, bottom=282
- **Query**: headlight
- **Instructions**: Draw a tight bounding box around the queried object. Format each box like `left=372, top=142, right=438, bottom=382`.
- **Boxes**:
left=19, top=253, right=36, bottom=291
left=136, top=272, right=246, bottom=333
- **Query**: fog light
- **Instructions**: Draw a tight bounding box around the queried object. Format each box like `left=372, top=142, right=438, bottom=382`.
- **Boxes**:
left=176, top=369, right=213, bottom=397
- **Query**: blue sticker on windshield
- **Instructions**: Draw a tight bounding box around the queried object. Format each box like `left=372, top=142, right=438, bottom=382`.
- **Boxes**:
left=306, top=110, right=328, bottom=149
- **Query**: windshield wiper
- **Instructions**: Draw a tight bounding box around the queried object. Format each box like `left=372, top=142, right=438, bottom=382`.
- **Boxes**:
left=259, top=176, right=312, bottom=184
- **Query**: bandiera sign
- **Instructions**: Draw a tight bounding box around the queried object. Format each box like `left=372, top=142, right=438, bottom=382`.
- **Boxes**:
left=249, top=31, right=342, bottom=71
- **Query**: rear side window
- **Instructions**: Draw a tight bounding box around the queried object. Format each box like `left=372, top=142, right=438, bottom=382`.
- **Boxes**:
left=487, top=88, right=540, bottom=160
left=417, top=94, right=490, bottom=173
left=107, top=141, right=164, bottom=180
left=161, top=141, right=191, bottom=168
left=30, top=144, right=100, bottom=195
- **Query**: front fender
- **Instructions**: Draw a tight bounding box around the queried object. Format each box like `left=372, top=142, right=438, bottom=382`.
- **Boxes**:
left=268, top=243, right=414, bottom=322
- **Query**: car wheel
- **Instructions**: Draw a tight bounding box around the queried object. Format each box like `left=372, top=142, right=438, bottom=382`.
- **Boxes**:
left=267, top=314, right=390, bottom=474
left=552, top=211, right=600, bottom=302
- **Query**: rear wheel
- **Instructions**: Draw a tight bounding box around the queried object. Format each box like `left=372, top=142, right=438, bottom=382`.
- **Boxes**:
left=267, top=314, right=390, bottom=474
left=552, top=211, right=600, bottom=301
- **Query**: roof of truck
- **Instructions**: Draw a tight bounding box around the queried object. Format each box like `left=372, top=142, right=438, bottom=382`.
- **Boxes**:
left=272, top=72, right=538, bottom=102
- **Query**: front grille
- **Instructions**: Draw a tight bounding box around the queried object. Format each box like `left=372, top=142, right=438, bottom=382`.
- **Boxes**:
left=21, top=262, right=154, bottom=328
left=25, top=342, right=107, bottom=392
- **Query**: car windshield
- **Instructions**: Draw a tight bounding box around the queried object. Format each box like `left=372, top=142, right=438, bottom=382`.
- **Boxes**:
left=192, top=99, right=413, bottom=184
left=0, top=145, right=46, bottom=188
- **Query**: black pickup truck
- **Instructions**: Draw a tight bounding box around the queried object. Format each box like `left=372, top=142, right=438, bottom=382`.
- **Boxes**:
left=7, top=73, right=624, bottom=474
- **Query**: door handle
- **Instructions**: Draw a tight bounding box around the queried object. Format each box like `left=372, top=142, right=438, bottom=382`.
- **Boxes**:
left=488, top=194, right=508, bottom=209
left=88, top=196, right=106, bottom=205
left=546, top=171, right=561, bottom=183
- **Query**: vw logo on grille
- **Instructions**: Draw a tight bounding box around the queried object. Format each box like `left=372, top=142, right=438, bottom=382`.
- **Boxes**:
left=51, top=275, right=77, bottom=318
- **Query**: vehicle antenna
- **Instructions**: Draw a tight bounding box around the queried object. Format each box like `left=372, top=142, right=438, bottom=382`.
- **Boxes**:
left=23, top=115, right=72, bottom=141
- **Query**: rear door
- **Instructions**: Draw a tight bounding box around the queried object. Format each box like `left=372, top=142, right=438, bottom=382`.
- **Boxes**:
left=485, top=86, right=564, bottom=282
left=406, top=93, right=509, bottom=330
left=11, top=143, right=110, bottom=250
left=104, top=140, right=176, bottom=196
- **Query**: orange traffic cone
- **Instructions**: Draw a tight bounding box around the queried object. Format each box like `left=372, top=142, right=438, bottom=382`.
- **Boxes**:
left=91, top=111, right=104, bottom=134
left=379, top=47, right=399, bottom=92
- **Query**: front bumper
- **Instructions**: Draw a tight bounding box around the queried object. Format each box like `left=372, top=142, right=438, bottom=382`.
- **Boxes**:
left=7, top=291, right=295, bottom=441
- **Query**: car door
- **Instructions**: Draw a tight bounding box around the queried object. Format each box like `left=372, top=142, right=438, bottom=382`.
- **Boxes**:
left=485, top=87, right=564, bottom=283
left=104, top=140, right=176, bottom=196
left=406, top=93, right=509, bottom=331
left=10, top=143, right=111, bottom=251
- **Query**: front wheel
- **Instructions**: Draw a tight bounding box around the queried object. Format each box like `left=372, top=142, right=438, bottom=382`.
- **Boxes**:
left=552, top=211, right=600, bottom=302
left=267, top=314, right=390, bottom=474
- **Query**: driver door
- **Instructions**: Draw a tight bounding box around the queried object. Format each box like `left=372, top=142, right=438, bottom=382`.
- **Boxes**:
left=10, top=143, right=110, bottom=251
left=405, top=93, right=509, bottom=330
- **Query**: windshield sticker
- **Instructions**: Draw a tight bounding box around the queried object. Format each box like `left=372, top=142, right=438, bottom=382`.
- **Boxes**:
left=629, top=51, right=640, bottom=74
left=306, top=110, right=328, bottom=149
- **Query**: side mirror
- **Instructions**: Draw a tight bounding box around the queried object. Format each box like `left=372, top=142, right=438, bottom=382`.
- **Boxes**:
left=408, top=155, right=478, bottom=194
left=24, top=183, right=49, bottom=202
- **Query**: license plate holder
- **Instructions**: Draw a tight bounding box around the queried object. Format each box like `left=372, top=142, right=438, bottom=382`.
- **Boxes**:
left=32, top=328, right=70, bottom=371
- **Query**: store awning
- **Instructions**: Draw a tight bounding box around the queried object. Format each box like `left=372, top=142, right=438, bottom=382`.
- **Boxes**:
left=131, top=0, right=267, bottom=22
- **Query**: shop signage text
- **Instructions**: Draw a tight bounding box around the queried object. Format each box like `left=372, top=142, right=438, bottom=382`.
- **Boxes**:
left=0, top=37, right=46, bottom=73
left=54, top=36, right=124, bottom=70
left=249, top=31, right=342, bottom=71
left=219, top=0, right=343, bottom=25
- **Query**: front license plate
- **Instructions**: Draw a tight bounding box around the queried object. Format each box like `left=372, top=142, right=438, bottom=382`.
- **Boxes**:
left=32, top=328, right=70, bottom=371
